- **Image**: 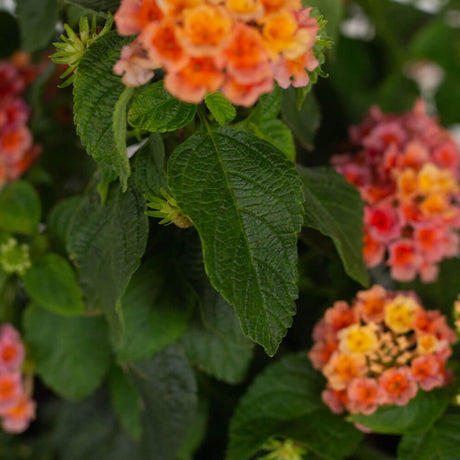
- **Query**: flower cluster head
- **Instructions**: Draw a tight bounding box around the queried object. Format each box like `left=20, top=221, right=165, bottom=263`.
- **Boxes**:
left=0, top=324, right=36, bottom=433
left=309, top=285, right=456, bottom=417
left=331, top=101, right=460, bottom=282
left=113, top=0, right=321, bottom=106
left=0, top=53, right=41, bottom=189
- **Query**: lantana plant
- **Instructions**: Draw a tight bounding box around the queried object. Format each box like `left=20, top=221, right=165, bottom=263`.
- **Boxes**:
left=0, top=1, right=459, bottom=459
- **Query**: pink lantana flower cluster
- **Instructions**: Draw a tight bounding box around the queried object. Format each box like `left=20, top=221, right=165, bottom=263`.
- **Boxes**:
left=0, top=324, right=36, bottom=433
left=332, top=101, right=460, bottom=282
left=0, top=54, right=41, bottom=189
left=113, top=0, right=320, bottom=106
left=309, top=285, right=456, bottom=416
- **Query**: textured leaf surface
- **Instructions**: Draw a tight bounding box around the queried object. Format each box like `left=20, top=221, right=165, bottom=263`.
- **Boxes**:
left=180, top=232, right=254, bottom=384
left=350, top=388, right=449, bottom=434
left=113, top=254, right=196, bottom=362
left=22, top=253, right=85, bottom=316
left=398, top=410, right=460, bottom=460
left=205, top=92, right=236, bottom=126
left=16, top=0, right=58, bottom=52
left=113, top=86, right=134, bottom=190
left=129, top=345, right=198, bottom=460
left=135, top=133, right=167, bottom=198
left=67, top=179, right=148, bottom=332
left=128, top=81, right=196, bottom=133
left=168, top=127, right=304, bottom=355
left=299, top=166, right=369, bottom=286
left=74, top=32, right=131, bottom=183
left=24, top=305, right=111, bottom=400
left=227, top=354, right=362, bottom=460
left=256, top=118, right=296, bottom=161
left=0, top=181, right=41, bottom=235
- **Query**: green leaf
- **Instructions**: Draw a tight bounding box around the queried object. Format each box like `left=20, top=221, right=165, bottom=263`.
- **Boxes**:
left=134, top=133, right=167, bottom=198
left=66, top=0, right=121, bottom=11
left=22, top=253, right=85, bottom=316
left=250, top=85, right=283, bottom=123
left=168, top=127, right=304, bottom=355
left=67, top=179, right=148, bottom=332
left=0, top=181, right=41, bottom=235
left=48, top=196, right=82, bottom=252
left=113, top=86, right=134, bottom=191
left=226, top=354, right=362, bottom=460
left=129, top=345, right=198, bottom=460
left=349, top=388, right=449, bottom=434
left=180, top=232, right=254, bottom=384
left=256, top=118, right=296, bottom=161
left=113, top=253, right=196, bottom=362
left=281, top=88, right=321, bottom=150
left=74, top=32, right=132, bottom=185
left=24, top=304, right=112, bottom=400
left=298, top=166, right=369, bottom=287
left=205, top=92, right=236, bottom=126
left=128, top=81, right=197, bottom=133
left=109, top=366, right=142, bottom=441
left=16, top=0, right=58, bottom=52
left=398, top=409, right=460, bottom=460
left=0, top=12, right=20, bottom=59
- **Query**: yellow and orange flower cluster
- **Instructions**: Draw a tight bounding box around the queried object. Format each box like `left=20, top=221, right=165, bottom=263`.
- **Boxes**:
left=309, top=285, right=456, bottom=417
left=332, top=101, right=460, bottom=282
left=113, top=0, right=320, bottom=105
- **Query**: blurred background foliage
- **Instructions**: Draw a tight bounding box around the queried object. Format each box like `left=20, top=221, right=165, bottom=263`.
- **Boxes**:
left=0, top=0, right=459, bottom=459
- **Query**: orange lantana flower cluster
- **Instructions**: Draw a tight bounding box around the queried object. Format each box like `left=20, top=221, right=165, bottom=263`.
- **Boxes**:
left=113, top=0, right=320, bottom=106
left=309, top=285, right=456, bottom=416
left=0, top=324, right=36, bottom=434
left=0, top=54, right=41, bottom=189
left=332, top=101, right=460, bottom=282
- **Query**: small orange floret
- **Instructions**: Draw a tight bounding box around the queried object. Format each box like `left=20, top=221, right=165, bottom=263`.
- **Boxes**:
left=180, top=5, right=233, bottom=56
left=165, top=57, right=224, bottom=103
left=140, top=19, right=189, bottom=71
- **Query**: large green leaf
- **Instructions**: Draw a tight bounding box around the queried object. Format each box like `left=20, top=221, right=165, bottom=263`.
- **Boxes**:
left=298, top=166, right=369, bottom=286
left=350, top=388, right=449, bottom=434
left=24, top=305, right=112, bottom=400
left=179, top=232, right=254, bottom=384
left=168, top=127, right=304, bottom=355
left=0, top=181, right=41, bottom=235
left=129, top=345, right=198, bottom=460
left=67, top=179, right=148, bottom=333
left=113, top=253, right=196, bottom=362
left=226, top=354, right=362, bottom=460
left=398, top=409, right=460, bottom=460
left=16, top=0, right=58, bottom=52
left=128, top=81, right=197, bottom=133
left=74, top=32, right=132, bottom=187
left=134, top=133, right=168, bottom=199
left=22, top=253, right=85, bottom=316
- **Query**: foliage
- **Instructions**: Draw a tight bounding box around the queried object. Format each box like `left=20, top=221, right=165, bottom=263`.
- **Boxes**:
left=0, top=0, right=459, bottom=458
